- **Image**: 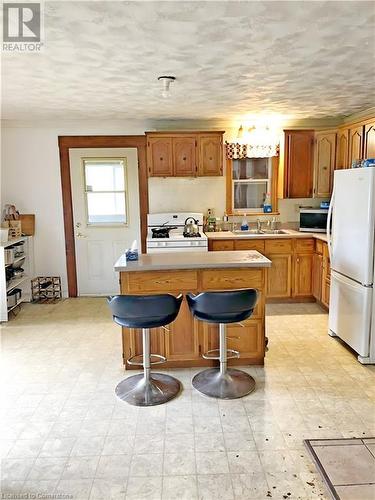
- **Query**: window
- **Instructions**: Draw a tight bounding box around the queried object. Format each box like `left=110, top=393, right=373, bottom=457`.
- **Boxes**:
left=83, top=158, right=128, bottom=225
left=232, top=158, right=273, bottom=212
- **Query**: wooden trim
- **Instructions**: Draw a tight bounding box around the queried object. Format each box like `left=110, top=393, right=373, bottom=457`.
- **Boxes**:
left=58, top=135, right=148, bottom=297
left=225, top=157, right=279, bottom=216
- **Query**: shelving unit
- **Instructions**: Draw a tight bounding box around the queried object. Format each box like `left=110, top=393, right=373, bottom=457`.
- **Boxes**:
left=0, top=236, right=34, bottom=322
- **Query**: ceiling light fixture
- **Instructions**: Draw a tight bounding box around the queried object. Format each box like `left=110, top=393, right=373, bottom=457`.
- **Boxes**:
left=158, top=75, right=176, bottom=98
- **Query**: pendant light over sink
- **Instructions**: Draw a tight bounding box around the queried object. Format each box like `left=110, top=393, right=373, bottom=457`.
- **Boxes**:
left=158, top=75, right=176, bottom=98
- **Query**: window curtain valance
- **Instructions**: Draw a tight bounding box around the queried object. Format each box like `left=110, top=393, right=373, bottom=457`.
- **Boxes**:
left=225, top=142, right=279, bottom=160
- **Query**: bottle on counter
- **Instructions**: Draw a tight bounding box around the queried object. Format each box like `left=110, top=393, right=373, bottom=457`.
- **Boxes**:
left=206, top=208, right=216, bottom=232
left=240, top=213, right=249, bottom=231
left=263, top=193, right=272, bottom=213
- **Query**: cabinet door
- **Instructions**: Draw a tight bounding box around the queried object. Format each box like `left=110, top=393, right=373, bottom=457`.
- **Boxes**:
left=314, top=132, right=336, bottom=197
left=173, top=137, right=197, bottom=176
left=227, top=320, right=264, bottom=360
left=147, top=137, right=173, bottom=176
left=364, top=122, right=375, bottom=159
left=164, top=298, right=200, bottom=361
left=294, top=254, right=313, bottom=297
left=336, top=128, right=349, bottom=169
left=349, top=125, right=364, bottom=165
left=202, top=320, right=264, bottom=361
left=127, top=327, right=165, bottom=364
left=284, top=130, right=314, bottom=198
left=312, top=253, right=323, bottom=301
left=198, top=135, right=223, bottom=176
left=266, top=253, right=292, bottom=298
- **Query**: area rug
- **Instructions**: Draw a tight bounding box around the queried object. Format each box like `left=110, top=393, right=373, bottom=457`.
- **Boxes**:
left=304, top=438, right=375, bottom=500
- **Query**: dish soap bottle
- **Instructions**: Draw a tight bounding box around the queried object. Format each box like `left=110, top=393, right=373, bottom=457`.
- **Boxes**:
left=240, top=213, right=249, bottom=231
left=263, top=193, right=272, bottom=213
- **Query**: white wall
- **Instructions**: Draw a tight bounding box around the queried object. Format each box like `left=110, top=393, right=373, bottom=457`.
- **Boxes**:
left=149, top=177, right=226, bottom=215
left=1, top=120, right=150, bottom=295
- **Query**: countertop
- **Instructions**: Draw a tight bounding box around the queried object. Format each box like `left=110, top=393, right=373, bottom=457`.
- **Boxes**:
left=205, top=229, right=328, bottom=243
left=115, top=250, right=272, bottom=272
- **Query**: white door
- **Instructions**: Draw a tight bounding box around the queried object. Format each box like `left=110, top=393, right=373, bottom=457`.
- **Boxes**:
left=329, top=270, right=372, bottom=357
left=330, top=168, right=375, bottom=285
left=69, top=148, right=140, bottom=296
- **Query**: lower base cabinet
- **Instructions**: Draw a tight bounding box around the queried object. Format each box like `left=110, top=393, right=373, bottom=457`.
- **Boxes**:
left=312, top=253, right=323, bottom=301
left=293, top=253, right=314, bottom=297
left=266, top=254, right=292, bottom=298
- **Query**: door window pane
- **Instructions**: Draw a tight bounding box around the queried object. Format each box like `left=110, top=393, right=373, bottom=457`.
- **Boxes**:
left=85, top=160, right=125, bottom=192
left=83, top=158, right=127, bottom=225
left=234, top=182, right=268, bottom=210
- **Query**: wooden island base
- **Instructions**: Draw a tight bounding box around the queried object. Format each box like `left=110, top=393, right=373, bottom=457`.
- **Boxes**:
left=119, top=266, right=266, bottom=370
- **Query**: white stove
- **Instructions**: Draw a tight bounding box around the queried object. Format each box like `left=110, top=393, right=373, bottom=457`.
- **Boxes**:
left=146, top=212, right=208, bottom=253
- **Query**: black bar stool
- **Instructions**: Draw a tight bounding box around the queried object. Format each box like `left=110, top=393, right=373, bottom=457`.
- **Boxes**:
left=107, top=294, right=183, bottom=406
left=186, top=289, right=258, bottom=399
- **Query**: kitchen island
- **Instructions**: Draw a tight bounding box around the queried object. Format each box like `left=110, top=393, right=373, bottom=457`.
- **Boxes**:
left=114, top=250, right=271, bottom=369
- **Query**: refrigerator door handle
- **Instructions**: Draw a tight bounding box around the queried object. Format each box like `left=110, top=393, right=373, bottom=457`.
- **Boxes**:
left=327, top=186, right=334, bottom=262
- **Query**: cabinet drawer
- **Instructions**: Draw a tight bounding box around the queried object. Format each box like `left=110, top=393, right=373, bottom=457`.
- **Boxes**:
left=295, top=238, right=315, bottom=253
left=315, top=239, right=324, bottom=255
left=210, top=240, right=234, bottom=251
left=127, top=270, right=197, bottom=292
left=234, top=239, right=265, bottom=252
left=201, top=268, right=263, bottom=290
left=265, top=239, right=292, bottom=254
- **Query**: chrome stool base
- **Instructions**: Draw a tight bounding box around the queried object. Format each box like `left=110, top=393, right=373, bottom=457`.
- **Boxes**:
left=192, top=368, right=255, bottom=399
left=115, top=373, right=181, bottom=406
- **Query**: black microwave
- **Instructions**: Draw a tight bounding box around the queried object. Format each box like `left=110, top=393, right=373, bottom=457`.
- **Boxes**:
left=299, top=208, right=328, bottom=233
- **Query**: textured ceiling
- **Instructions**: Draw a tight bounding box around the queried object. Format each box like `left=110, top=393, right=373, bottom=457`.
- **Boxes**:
left=2, top=0, right=375, bottom=121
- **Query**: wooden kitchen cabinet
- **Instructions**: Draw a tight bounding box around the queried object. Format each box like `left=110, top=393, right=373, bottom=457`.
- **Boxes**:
left=126, top=327, right=165, bottom=364
left=349, top=125, right=364, bottom=166
left=147, top=137, right=173, bottom=176
left=312, top=253, right=323, bottom=301
left=364, top=121, right=375, bottom=159
left=293, top=254, right=313, bottom=297
left=284, top=130, right=314, bottom=198
left=198, top=135, right=223, bottom=176
left=202, top=319, right=264, bottom=363
left=209, top=239, right=234, bottom=251
left=336, top=128, right=349, bottom=169
left=173, top=136, right=197, bottom=176
left=313, top=131, right=336, bottom=197
left=321, top=242, right=331, bottom=308
left=147, top=131, right=224, bottom=177
left=164, top=299, right=200, bottom=361
left=266, top=254, right=292, bottom=298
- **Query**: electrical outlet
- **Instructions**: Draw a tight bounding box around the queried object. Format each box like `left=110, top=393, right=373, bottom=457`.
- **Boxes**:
left=295, top=204, right=300, bottom=213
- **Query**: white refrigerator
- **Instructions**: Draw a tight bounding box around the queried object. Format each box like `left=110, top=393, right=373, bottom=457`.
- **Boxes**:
left=327, top=168, right=375, bottom=364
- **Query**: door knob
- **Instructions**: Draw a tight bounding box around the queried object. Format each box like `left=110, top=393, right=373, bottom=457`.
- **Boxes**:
left=75, top=222, right=82, bottom=228
left=76, top=232, right=87, bottom=238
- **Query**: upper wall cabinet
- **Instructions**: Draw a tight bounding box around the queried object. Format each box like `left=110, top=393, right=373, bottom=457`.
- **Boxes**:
left=364, top=121, right=375, bottom=159
left=147, top=132, right=224, bottom=177
left=313, top=131, right=336, bottom=198
left=198, top=135, right=223, bottom=176
left=348, top=125, right=364, bottom=165
left=335, top=128, right=349, bottom=169
left=284, top=130, right=314, bottom=198
left=147, top=137, right=173, bottom=176
left=173, top=136, right=197, bottom=176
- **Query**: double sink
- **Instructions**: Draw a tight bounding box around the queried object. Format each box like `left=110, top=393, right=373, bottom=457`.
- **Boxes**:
left=233, top=229, right=288, bottom=235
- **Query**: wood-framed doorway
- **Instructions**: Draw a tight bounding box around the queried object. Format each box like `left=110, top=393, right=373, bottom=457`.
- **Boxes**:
left=58, top=135, right=148, bottom=297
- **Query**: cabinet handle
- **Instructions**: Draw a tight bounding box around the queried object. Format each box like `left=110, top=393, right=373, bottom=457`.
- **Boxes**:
left=183, top=157, right=186, bottom=161
left=296, top=258, right=300, bottom=263
left=228, top=336, right=240, bottom=340
left=209, top=157, right=213, bottom=160
left=160, top=157, right=163, bottom=161
left=323, top=166, right=327, bottom=170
